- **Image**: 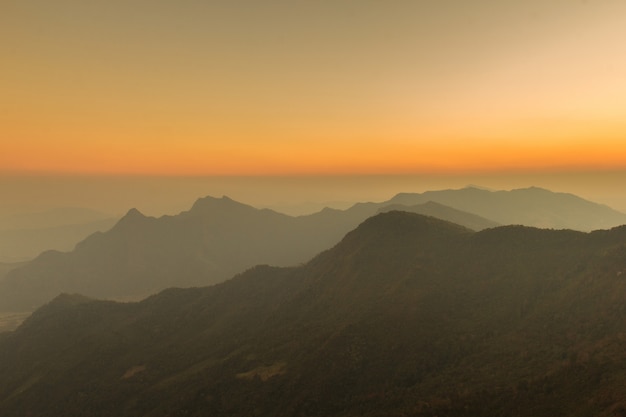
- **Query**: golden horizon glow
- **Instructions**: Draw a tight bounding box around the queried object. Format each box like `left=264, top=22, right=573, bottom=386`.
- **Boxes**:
left=2, top=1, right=626, bottom=176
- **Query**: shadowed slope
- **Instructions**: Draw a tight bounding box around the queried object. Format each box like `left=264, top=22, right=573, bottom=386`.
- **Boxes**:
left=2, top=212, right=626, bottom=416
left=378, top=200, right=499, bottom=230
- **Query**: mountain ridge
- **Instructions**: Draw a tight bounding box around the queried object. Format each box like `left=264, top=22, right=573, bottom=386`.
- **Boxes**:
left=388, top=186, right=626, bottom=230
left=2, top=211, right=626, bottom=416
left=1, top=186, right=625, bottom=312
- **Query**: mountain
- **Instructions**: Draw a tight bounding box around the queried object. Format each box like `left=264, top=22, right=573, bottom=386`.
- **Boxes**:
left=0, top=195, right=497, bottom=312
left=388, top=186, right=626, bottom=231
left=2, top=187, right=626, bottom=312
left=377, top=200, right=500, bottom=230
left=1, top=212, right=626, bottom=416
left=0, top=196, right=360, bottom=311
left=0, top=197, right=300, bottom=310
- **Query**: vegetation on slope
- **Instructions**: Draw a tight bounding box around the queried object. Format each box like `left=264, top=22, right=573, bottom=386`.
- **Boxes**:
left=1, top=212, right=626, bottom=416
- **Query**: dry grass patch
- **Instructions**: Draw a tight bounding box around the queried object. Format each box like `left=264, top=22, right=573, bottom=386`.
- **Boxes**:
left=121, top=365, right=147, bottom=379
left=236, top=362, right=287, bottom=381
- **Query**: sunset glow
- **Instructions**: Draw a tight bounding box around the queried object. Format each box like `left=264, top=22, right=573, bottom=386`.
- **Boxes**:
left=2, top=1, right=626, bottom=177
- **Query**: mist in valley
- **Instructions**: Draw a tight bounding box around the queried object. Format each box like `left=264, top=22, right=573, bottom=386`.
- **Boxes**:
left=4, top=0, right=626, bottom=414
left=1, top=186, right=626, bottom=415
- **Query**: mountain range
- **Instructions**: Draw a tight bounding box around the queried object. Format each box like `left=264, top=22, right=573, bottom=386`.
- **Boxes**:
left=387, top=186, right=626, bottom=231
left=1, top=186, right=625, bottom=312
left=1, top=211, right=626, bottom=416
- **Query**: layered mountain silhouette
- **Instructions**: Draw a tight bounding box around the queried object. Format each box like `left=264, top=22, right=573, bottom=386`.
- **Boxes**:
left=1, top=187, right=625, bottom=312
left=377, top=200, right=499, bottom=231
left=2, top=212, right=626, bottom=416
left=389, top=186, right=626, bottom=230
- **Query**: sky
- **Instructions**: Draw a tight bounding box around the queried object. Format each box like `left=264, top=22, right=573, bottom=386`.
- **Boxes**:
left=2, top=0, right=626, bottom=214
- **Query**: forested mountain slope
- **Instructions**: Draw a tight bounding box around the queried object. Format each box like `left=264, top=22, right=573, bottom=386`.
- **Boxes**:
left=2, top=212, right=626, bottom=416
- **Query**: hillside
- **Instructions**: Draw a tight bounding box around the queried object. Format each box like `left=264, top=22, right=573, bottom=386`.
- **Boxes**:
left=377, top=200, right=500, bottom=230
left=1, top=212, right=626, bottom=416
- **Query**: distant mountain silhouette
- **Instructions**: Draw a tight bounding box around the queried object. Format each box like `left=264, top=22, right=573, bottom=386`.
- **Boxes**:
left=388, top=186, right=626, bottom=230
left=0, top=195, right=501, bottom=311
left=2, top=212, right=626, bottom=416
left=377, top=200, right=500, bottom=230
left=2, top=187, right=626, bottom=312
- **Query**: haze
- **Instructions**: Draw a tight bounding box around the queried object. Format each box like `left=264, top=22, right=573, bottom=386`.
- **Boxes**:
left=1, top=172, right=626, bottom=220
left=4, top=3, right=626, bottom=412
left=2, top=2, right=626, bottom=252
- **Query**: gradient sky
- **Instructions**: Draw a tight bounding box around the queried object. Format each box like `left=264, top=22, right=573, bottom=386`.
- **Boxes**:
left=3, top=0, right=626, bottom=176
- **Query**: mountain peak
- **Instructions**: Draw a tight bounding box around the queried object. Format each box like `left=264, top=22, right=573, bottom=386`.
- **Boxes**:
left=189, top=195, right=247, bottom=213
left=464, top=184, right=495, bottom=191
left=377, top=201, right=500, bottom=231
left=514, top=186, right=551, bottom=194
left=19, top=293, right=95, bottom=330
left=125, top=207, right=144, bottom=218
left=346, top=211, right=473, bottom=246
left=367, top=210, right=471, bottom=229
left=46, top=292, right=93, bottom=307
left=113, top=207, right=147, bottom=228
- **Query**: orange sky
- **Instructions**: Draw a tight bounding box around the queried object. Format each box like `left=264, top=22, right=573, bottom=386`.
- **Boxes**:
left=2, top=0, right=626, bottom=176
